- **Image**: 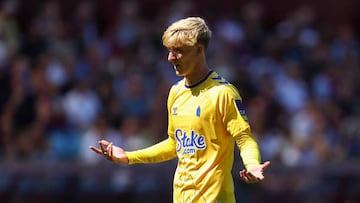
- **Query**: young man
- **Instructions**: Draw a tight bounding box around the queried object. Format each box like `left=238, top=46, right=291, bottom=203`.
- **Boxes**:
left=90, top=16, right=270, bottom=203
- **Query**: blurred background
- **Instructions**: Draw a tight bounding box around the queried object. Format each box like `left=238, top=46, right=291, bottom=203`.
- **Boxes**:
left=0, top=0, right=359, bottom=202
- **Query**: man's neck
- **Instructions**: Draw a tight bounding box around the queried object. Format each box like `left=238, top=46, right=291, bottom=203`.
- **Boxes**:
left=185, top=66, right=210, bottom=86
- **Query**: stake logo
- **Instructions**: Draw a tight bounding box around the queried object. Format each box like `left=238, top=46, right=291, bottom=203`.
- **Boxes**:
left=175, top=129, right=206, bottom=155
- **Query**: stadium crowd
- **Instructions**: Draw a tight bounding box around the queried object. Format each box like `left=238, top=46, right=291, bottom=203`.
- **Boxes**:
left=0, top=0, right=359, bottom=202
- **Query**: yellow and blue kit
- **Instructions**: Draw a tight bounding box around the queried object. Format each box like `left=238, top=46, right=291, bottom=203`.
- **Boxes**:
left=126, top=70, right=261, bottom=203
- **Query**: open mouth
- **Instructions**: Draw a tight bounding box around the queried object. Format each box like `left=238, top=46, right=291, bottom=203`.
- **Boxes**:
left=174, top=64, right=180, bottom=70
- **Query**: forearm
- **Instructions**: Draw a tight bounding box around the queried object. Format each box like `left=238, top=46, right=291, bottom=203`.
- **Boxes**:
left=126, top=137, right=177, bottom=164
left=234, top=128, right=261, bottom=170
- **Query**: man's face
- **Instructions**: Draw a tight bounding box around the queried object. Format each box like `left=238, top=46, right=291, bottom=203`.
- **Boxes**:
left=167, top=45, right=199, bottom=77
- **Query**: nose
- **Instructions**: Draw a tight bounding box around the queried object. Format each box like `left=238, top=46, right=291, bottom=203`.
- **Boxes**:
left=168, top=51, right=176, bottom=62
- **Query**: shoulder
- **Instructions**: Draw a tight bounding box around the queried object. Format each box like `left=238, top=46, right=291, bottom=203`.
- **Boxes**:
left=167, top=79, right=185, bottom=107
left=169, top=79, right=185, bottom=95
left=208, top=71, right=241, bottom=99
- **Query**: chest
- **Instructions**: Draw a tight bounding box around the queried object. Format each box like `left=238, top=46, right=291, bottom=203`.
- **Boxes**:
left=170, top=90, right=219, bottom=130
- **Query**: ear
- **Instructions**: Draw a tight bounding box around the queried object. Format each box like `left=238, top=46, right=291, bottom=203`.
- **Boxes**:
left=196, top=44, right=204, bottom=55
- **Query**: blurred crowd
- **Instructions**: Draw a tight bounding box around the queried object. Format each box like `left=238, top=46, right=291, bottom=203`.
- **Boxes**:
left=0, top=0, right=359, bottom=170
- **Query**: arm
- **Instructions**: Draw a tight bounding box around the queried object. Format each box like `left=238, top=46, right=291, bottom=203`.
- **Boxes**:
left=234, top=127, right=270, bottom=183
left=90, top=84, right=179, bottom=164
left=220, top=85, right=270, bottom=183
left=90, top=137, right=177, bottom=164
left=234, top=127, right=261, bottom=170
left=126, top=137, right=177, bottom=164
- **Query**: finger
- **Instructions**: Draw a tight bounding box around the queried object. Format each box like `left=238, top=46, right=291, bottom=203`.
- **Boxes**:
left=262, top=161, right=271, bottom=170
left=242, top=174, right=252, bottom=183
left=246, top=171, right=256, bottom=179
left=99, top=140, right=110, bottom=146
left=106, top=142, right=113, bottom=152
left=240, top=170, right=251, bottom=178
left=89, top=146, right=103, bottom=154
left=239, top=170, right=251, bottom=183
left=99, top=141, right=107, bottom=153
left=107, top=143, right=113, bottom=161
left=246, top=171, right=261, bottom=183
left=239, top=172, right=248, bottom=182
left=239, top=169, right=246, bottom=177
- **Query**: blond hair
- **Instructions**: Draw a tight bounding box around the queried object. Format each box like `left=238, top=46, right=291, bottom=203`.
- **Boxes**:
left=162, top=17, right=212, bottom=49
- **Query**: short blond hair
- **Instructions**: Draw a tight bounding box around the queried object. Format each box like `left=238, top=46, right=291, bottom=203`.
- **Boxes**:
left=162, top=17, right=212, bottom=49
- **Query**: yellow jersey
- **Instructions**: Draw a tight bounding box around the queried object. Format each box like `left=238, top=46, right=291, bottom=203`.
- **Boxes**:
left=126, top=70, right=261, bottom=203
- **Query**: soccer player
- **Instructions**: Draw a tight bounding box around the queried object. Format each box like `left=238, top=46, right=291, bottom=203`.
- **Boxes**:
left=90, top=16, right=270, bottom=203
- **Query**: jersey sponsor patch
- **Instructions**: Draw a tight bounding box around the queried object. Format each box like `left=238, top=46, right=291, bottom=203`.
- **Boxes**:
left=235, top=99, right=248, bottom=121
left=175, top=129, right=206, bottom=155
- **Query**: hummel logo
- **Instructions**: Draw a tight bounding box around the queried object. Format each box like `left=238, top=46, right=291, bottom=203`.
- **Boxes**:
left=172, top=106, right=178, bottom=115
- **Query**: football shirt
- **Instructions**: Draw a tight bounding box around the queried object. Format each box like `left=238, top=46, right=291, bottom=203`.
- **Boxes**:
left=127, top=70, right=261, bottom=203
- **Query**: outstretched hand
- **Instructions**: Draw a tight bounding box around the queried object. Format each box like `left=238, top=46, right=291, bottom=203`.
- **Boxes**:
left=89, top=140, right=129, bottom=164
left=239, top=161, right=270, bottom=183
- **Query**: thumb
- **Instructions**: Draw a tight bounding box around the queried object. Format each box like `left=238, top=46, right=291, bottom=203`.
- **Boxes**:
left=262, top=161, right=271, bottom=170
